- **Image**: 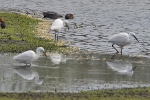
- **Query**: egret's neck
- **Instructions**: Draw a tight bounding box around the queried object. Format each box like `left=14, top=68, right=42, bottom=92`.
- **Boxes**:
left=128, top=34, right=133, bottom=42
left=63, top=21, right=66, bottom=27
left=63, top=20, right=68, bottom=26
left=36, top=49, right=41, bottom=59
left=33, top=71, right=43, bottom=85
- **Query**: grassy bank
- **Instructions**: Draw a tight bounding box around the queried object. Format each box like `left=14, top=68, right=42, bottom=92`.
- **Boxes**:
left=0, top=12, right=74, bottom=53
left=0, top=87, right=150, bottom=100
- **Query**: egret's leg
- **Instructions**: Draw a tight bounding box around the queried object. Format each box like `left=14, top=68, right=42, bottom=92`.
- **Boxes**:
left=121, top=48, right=123, bottom=58
left=112, top=44, right=119, bottom=54
left=57, top=34, right=58, bottom=41
left=55, top=33, right=57, bottom=40
left=54, top=31, right=59, bottom=41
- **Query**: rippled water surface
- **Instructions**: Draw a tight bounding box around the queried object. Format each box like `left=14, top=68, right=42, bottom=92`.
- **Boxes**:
left=0, top=53, right=149, bottom=92
left=0, top=0, right=150, bottom=55
left=0, top=0, right=150, bottom=92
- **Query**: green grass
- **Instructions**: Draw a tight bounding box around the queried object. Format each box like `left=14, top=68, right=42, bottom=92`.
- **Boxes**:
left=0, top=87, right=150, bottom=100
left=0, top=12, right=68, bottom=53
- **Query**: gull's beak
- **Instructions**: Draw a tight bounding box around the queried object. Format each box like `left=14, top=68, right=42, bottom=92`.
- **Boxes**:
left=133, top=35, right=139, bottom=42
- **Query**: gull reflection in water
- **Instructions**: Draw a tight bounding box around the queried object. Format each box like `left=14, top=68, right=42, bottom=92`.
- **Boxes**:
left=13, top=66, right=44, bottom=85
left=106, top=61, right=137, bottom=75
left=49, top=52, right=67, bottom=64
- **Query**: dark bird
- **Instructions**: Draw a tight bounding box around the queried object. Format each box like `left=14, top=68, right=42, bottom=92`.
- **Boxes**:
left=65, top=13, right=74, bottom=19
left=43, top=11, right=63, bottom=19
left=0, top=18, right=6, bottom=29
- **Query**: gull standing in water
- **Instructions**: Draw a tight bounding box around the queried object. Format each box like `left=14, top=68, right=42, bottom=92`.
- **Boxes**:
left=13, top=47, right=46, bottom=66
left=108, top=32, right=139, bottom=56
left=50, top=19, right=69, bottom=41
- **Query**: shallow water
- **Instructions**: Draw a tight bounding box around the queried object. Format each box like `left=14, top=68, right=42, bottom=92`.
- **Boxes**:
left=0, top=0, right=150, bottom=92
left=0, top=53, right=149, bottom=92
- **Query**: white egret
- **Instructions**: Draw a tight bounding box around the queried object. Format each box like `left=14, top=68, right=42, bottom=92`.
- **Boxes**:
left=50, top=19, right=69, bottom=41
left=13, top=66, right=44, bottom=85
left=13, top=47, right=46, bottom=66
left=108, top=32, right=139, bottom=56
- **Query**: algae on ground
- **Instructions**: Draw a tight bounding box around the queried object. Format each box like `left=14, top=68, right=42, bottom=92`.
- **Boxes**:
left=0, top=12, right=74, bottom=53
left=0, top=87, right=150, bottom=100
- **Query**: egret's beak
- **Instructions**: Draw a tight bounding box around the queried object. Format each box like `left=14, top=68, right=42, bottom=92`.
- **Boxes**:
left=42, top=74, right=47, bottom=80
left=43, top=51, right=47, bottom=57
left=132, top=66, right=137, bottom=71
left=133, top=35, right=139, bottom=42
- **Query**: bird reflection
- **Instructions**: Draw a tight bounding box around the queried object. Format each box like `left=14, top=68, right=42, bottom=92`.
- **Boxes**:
left=106, top=61, right=137, bottom=75
left=49, top=52, right=67, bottom=64
left=13, top=66, right=44, bottom=85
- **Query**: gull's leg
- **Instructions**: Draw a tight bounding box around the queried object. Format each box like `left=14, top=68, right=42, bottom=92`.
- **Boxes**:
left=112, top=44, right=119, bottom=54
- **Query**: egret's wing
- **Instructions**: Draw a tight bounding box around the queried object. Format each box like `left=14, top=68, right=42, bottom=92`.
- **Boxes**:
left=13, top=50, right=34, bottom=62
left=51, top=26, right=61, bottom=31
left=52, top=19, right=63, bottom=26
left=108, top=33, right=128, bottom=45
